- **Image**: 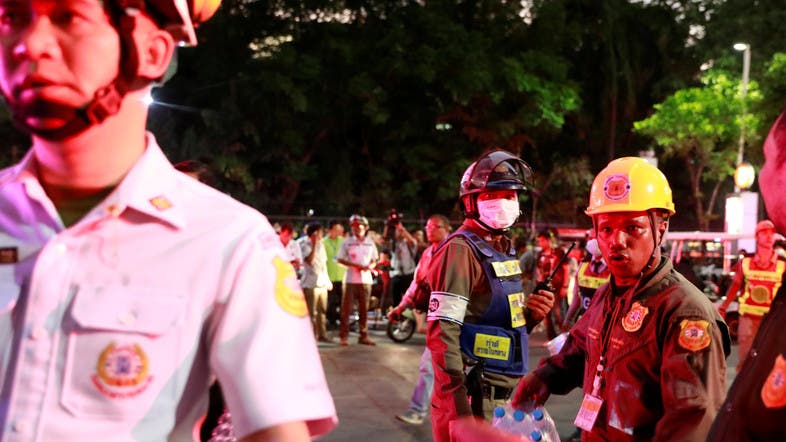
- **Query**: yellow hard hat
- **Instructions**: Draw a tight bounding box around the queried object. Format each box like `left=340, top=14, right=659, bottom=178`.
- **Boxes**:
left=585, top=157, right=675, bottom=216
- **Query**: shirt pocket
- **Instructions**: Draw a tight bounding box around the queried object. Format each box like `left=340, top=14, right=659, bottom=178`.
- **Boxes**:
left=61, top=284, right=186, bottom=420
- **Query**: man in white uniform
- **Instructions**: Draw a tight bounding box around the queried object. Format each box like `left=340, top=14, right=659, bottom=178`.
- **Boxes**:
left=300, top=222, right=333, bottom=342
left=0, top=1, right=337, bottom=441
left=336, top=214, right=379, bottom=346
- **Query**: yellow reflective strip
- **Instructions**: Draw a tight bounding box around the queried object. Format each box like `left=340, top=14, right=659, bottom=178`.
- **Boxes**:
left=774, top=261, right=785, bottom=294
left=739, top=304, right=769, bottom=316
left=578, top=274, right=608, bottom=289
left=745, top=270, right=783, bottom=282
left=508, top=293, right=526, bottom=328
left=491, top=260, right=522, bottom=277
left=473, top=333, right=511, bottom=361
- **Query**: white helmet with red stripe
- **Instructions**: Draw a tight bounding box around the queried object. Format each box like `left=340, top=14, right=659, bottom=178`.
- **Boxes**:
left=146, top=0, right=222, bottom=46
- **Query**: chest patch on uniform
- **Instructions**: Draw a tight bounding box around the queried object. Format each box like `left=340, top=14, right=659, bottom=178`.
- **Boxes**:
left=473, top=333, right=511, bottom=360
left=761, top=354, right=786, bottom=409
left=92, top=342, right=153, bottom=398
left=0, top=247, right=18, bottom=263
left=677, top=320, right=711, bottom=351
left=492, top=260, right=521, bottom=277
left=621, top=301, right=648, bottom=332
left=508, top=293, right=526, bottom=328
left=273, top=256, right=308, bottom=317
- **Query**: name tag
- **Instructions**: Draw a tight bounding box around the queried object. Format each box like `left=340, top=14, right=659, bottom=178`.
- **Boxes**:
left=491, top=260, right=521, bottom=277
left=508, top=292, right=526, bottom=328
left=574, top=394, right=603, bottom=431
left=473, top=333, right=511, bottom=361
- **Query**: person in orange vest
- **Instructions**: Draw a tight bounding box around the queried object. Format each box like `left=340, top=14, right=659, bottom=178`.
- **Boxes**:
left=708, top=107, right=786, bottom=441
left=719, top=219, right=786, bottom=371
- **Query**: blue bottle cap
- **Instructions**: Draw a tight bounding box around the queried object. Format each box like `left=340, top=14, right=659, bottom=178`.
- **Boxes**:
left=493, top=406, right=505, bottom=418
left=530, top=430, right=543, bottom=441
left=513, top=410, right=525, bottom=422
left=533, top=408, right=544, bottom=420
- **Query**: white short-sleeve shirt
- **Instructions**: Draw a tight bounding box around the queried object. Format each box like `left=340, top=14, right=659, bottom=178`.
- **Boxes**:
left=300, top=240, right=331, bottom=289
left=336, top=235, right=379, bottom=285
left=0, top=134, right=337, bottom=441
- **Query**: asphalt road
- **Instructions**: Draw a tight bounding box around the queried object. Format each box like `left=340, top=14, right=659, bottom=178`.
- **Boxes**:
left=317, top=319, right=740, bottom=442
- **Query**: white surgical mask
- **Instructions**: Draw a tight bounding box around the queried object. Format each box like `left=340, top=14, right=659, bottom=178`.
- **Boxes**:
left=477, top=198, right=520, bottom=229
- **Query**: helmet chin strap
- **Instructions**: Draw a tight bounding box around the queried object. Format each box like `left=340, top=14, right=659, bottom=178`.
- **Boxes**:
left=640, top=211, right=667, bottom=276
left=6, top=3, right=142, bottom=141
left=9, top=80, right=130, bottom=141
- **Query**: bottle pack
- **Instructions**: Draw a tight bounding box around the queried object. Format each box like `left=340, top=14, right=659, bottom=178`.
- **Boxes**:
left=491, top=404, right=561, bottom=441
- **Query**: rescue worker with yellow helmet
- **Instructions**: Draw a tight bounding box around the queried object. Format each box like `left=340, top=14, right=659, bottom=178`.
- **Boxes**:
left=425, top=149, right=555, bottom=441
left=513, top=157, right=730, bottom=441
left=0, top=1, right=337, bottom=440
left=718, top=219, right=786, bottom=372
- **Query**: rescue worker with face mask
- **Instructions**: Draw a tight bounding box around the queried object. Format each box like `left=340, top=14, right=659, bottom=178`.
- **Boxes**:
left=425, top=149, right=555, bottom=442
left=512, top=157, right=730, bottom=441
left=0, top=1, right=337, bottom=440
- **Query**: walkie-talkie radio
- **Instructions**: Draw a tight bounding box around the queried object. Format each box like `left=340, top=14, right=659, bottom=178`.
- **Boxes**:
left=533, top=241, right=577, bottom=293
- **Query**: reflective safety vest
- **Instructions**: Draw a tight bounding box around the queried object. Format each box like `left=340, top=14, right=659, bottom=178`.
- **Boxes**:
left=576, top=260, right=610, bottom=312
left=453, top=230, right=529, bottom=376
left=739, top=257, right=786, bottom=317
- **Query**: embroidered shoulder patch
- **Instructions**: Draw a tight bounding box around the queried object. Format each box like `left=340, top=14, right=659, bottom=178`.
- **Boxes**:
left=761, top=354, right=786, bottom=409
left=273, top=256, right=307, bottom=317
left=621, top=301, right=648, bottom=332
left=92, top=342, right=153, bottom=398
left=677, top=319, right=711, bottom=351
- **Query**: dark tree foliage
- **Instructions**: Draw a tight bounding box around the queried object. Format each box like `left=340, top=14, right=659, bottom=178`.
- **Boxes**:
left=1, top=0, right=784, bottom=231
left=147, top=0, right=580, bottom=223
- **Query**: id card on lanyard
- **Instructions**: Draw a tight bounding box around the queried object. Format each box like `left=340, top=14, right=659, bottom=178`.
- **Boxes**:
left=575, top=362, right=604, bottom=431
left=574, top=285, right=633, bottom=432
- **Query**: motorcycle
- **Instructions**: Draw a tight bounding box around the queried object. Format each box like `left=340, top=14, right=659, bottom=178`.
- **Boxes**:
left=386, top=308, right=425, bottom=343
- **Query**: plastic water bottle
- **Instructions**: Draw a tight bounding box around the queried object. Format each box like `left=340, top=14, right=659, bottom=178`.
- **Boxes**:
left=493, top=405, right=511, bottom=428
left=531, top=407, right=560, bottom=442
left=493, top=404, right=537, bottom=439
left=208, top=408, right=236, bottom=442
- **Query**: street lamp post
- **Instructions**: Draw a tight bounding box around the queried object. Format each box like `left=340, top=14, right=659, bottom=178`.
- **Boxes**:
left=733, top=42, right=751, bottom=192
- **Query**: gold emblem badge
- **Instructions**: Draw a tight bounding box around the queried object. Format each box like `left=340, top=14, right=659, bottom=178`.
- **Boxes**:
left=92, top=342, right=153, bottom=398
left=603, top=174, right=631, bottom=201
left=750, top=285, right=771, bottom=303
left=761, top=354, right=786, bottom=409
left=677, top=319, right=711, bottom=351
left=273, top=256, right=308, bottom=317
left=149, top=196, right=173, bottom=211
left=621, top=301, right=648, bottom=332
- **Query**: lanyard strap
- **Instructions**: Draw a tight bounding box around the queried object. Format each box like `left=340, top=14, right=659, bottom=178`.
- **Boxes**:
left=592, top=284, right=636, bottom=396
